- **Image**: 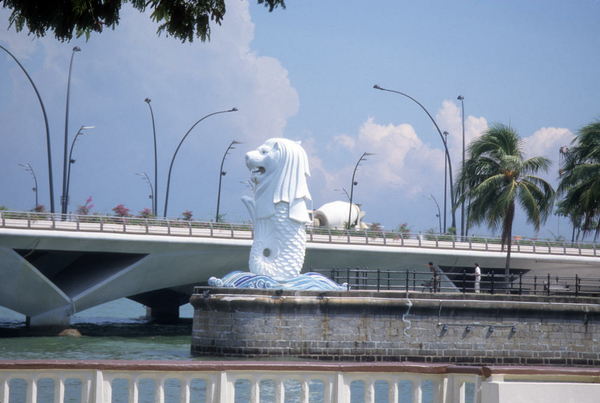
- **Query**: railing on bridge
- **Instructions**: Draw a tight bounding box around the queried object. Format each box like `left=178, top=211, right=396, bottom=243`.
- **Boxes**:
left=317, top=267, right=600, bottom=298
left=1, top=211, right=598, bottom=258
left=2, top=360, right=600, bottom=403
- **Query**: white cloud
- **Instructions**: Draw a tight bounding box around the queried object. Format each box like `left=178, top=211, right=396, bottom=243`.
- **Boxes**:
left=523, top=127, right=574, bottom=159
left=331, top=133, right=355, bottom=150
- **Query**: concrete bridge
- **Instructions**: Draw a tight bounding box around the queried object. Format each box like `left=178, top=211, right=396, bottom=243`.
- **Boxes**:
left=0, top=212, right=598, bottom=328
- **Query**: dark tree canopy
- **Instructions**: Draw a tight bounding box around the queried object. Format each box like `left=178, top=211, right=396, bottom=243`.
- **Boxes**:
left=2, top=0, right=286, bottom=43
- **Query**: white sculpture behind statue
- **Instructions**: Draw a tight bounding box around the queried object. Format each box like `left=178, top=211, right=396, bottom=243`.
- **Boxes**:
left=242, top=138, right=312, bottom=280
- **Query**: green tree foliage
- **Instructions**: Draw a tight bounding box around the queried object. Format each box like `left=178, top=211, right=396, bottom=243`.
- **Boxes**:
left=2, top=0, right=286, bottom=43
left=454, top=123, right=555, bottom=284
left=557, top=118, right=600, bottom=240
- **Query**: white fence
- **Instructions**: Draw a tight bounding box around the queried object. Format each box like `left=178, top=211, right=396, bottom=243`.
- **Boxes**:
left=2, top=360, right=600, bottom=403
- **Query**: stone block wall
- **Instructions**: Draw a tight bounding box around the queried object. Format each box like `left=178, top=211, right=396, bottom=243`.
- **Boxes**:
left=190, top=288, right=600, bottom=366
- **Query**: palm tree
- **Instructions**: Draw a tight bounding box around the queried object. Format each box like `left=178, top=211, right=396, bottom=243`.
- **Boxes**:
left=455, top=123, right=555, bottom=288
left=557, top=119, right=600, bottom=241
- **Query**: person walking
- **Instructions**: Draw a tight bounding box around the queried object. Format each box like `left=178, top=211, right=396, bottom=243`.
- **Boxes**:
left=474, top=263, right=481, bottom=293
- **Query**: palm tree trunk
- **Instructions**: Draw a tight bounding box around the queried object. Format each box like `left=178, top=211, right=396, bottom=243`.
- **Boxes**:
left=505, top=227, right=512, bottom=293
left=502, top=202, right=515, bottom=293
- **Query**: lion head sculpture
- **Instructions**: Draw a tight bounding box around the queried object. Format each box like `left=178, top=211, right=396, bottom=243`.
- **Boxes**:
left=245, top=138, right=312, bottom=223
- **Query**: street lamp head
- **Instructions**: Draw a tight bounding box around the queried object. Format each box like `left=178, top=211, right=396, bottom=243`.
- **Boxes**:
left=373, top=84, right=382, bottom=90
left=221, top=171, right=227, bottom=176
left=145, top=98, right=151, bottom=104
left=443, top=131, right=449, bottom=136
left=353, top=181, right=358, bottom=186
left=457, top=95, right=464, bottom=100
left=81, top=126, right=95, bottom=131
left=230, top=107, right=238, bottom=112
left=73, top=46, right=81, bottom=52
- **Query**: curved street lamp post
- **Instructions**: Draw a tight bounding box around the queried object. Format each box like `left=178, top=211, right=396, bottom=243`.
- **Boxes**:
left=443, top=131, right=449, bottom=233
left=347, top=152, right=375, bottom=230
left=163, top=108, right=238, bottom=218
left=457, top=95, right=465, bottom=237
left=216, top=140, right=243, bottom=222
left=61, top=46, right=81, bottom=217
left=1, top=45, right=55, bottom=213
left=373, top=84, right=457, bottom=232
left=18, top=163, right=39, bottom=209
left=144, top=98, right=158, bottom=216
left=65, top=125, right=94, bottom=213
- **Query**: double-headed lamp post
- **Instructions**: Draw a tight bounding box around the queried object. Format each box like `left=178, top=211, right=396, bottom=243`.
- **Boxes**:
left=136, top=173, right=154, bottom=210
left=216, top=140, right=243, bottom=222
left=65, top=125, right=94, bottom=213
left=373, top=84, right=456, bottom=231
left=163, top=108, right=238, bottom=218
left=347, top=152, right=375, bottom=230
left=61, top=46, right=82, bottom=216
left=426, top=194, right=442, bottom=234
left=18, top=163, right=38, bottom=209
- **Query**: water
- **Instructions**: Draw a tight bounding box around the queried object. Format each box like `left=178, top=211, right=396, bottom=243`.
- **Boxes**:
left=0, top=300, right=473, bottom=403
left=0, top=298, right=196, bottom=360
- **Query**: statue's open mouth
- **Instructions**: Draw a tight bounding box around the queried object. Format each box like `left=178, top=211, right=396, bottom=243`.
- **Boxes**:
left=251, top=167, right=266, bottom=175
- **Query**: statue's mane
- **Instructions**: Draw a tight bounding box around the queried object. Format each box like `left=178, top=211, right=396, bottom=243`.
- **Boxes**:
left=254, top=138, right=312, bottom=223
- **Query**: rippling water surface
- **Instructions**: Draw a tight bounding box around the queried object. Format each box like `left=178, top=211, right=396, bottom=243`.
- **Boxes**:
left=0, top=298, right=196, bottom=361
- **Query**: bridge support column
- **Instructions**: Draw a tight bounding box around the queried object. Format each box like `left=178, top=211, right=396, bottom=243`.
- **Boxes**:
left=145, top=304, right=180, bottom=323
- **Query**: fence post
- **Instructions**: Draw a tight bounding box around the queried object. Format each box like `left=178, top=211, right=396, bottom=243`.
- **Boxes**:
left=347, top=268, right=350, bottom=290
left=532, top=239, right=536, bottom=253
left=405, top=269, right=409, bottom=293
left=400, top=233, right=404, bottom=247
left=519, top=272, right=523, bottom=295
left=534, top=275, right=537, bottom=295
left=490, top=273, right=495, bottom=295
left=434, top=234, right=439, bottom=248
left=484, top=237, right=488, bottom=251
left=122, top=217, right=126, bottom=233
left=576, top=274, right=579, bottom=297
left=377, top=269, right=381, bottom=292
left=76, top=215, right=80, bottom=231
left=547, top=273, right=551, bottom=296
left=462, top=270, right=466, bottom=294
left=382, top=231, right=386, bottom=246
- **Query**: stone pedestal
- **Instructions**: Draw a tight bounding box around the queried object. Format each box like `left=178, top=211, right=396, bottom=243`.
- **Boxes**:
left=191, top=287, right=600, bottom=365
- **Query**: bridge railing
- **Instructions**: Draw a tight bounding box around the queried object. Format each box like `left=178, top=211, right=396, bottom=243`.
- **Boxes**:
left=318, top=267, right=600, bottom=298
left=1, top=210, right=598, bottom=257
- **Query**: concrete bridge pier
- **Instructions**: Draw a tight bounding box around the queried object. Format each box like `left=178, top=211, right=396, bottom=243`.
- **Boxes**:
left=130, top=287, right=194, bottom=324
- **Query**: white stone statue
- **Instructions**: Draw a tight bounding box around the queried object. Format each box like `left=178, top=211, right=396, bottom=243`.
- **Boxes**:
left=242, top=138, right=312, bottom=280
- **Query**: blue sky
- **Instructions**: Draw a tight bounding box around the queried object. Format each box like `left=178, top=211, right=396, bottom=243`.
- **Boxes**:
left=1, top=0, right=599, bottom=240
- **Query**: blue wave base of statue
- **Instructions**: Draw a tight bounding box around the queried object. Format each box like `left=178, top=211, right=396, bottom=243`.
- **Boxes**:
left=208, top=271, right=347, bottom=291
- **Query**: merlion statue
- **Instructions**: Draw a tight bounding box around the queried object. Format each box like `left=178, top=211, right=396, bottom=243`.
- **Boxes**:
left=241, top=138, right=312, bottom=280
left=207, top=138, right=344, bottom=290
